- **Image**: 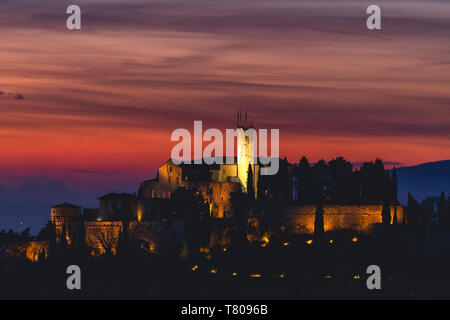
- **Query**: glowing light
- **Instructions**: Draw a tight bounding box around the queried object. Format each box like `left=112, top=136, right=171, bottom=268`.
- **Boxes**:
left=250, top=274, right=262, bottom=278
left=232, top=272, right=238, bottom=277
left=260, top=234, right=270, bottom=247
left=329, top=239, right=334, bottom=244
left=354, top=275, right=360, bottom=279
left=306, top=239, right=313, bottom=245
left=279, top=273, right=286, bottom=278
left=324, top=275, right=332, bottom=279
left=209, top=268, right=218, bottom=274
left=223, top=247, right=227, bottom=252
left=200, top=246, right=212, bottom=259
left=352, top=237, right=358, bottom=242
left=283, top=242, right=290, bottom=246
left=191, top=265, right=198, bottom=271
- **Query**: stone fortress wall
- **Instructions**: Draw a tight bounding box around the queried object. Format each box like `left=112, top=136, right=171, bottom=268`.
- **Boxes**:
left=281, top=204, right=404, bottom=234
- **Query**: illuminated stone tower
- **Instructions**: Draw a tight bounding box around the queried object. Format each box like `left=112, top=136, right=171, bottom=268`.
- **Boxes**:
left=236, top=109, right=257, bottom=197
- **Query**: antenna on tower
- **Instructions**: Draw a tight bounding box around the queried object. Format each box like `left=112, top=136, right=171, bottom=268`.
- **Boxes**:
left=236, top=107, right=239, bottom=127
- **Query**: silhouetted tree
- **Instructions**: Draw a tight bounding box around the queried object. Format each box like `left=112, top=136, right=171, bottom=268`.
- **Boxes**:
left=406, top=193, right=429, bottom=229
left=116, top=222, right=130, bottom=258
left=382, top=201, right=391, bottom=226
left=71, top=220, right=88, bottom=259
left=173, top=187, right=211, bottom=259
left=314, top=203, right=324, bottom=236
left=58, top=224, right=69, bottom=253
left=247, top=164, right=255, bottom=200
left=327, top=157, right=356, bottom=203
left=438, top=191, right=448, bottom=227
left=392, top=205, right=398, bottom=225
left=230, top=190, right=249, bottom=248
left=359, top=159, right=388, bottom=203
left=391, top=167, right=398, bottom=202
left=314, top=159, right=329, bottom=202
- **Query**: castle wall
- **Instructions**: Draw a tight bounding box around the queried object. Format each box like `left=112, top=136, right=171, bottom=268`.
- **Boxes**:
left=281, top=204, right=404, bottom=234
left=158, top=159, right=183, bottom=185
left=140, top=160, right=185, bottom=199
left=196, top=182, right=241, bottom=218
left=85, top=221, right=123, bottom=256
left=216, top=164, right=238, bottom=182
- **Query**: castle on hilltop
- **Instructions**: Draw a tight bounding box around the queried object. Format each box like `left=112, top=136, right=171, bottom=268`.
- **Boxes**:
left=48, top=112, right=404, bottom=257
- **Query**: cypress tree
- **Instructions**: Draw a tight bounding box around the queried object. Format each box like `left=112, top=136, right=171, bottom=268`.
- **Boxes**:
left=392, top=167, right=398, bottom=202
left=247, top=164, right=255, bottom=200
left=406, top=192, right=419, bottom=226
left=392, top=205, right=398, bottom=225
left=381, top=201, right=391, bottom=226
left=58, top=224, right=69, bottom=253
left=314, top=203, right=324, bottom=236
left=47, top=221, right=58, bottom=258
left=438, top=191, right=448, bottom=227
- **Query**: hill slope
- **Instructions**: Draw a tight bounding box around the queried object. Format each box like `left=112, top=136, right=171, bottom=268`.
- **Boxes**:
left=396, top=160, right=450, bottom=204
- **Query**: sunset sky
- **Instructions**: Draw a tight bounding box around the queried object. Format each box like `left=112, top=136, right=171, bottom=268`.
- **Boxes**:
left=0, top=0, right=449, bottom=193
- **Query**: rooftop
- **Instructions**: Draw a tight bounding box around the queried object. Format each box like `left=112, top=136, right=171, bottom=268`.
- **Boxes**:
left=51, top=202, right=81, bottom=209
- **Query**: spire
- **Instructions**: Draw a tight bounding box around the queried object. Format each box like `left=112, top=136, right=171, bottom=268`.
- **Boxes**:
left=236, top=107, right=239, bottom=128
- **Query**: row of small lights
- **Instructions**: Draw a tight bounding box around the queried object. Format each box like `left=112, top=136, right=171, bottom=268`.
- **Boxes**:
left=190, top=265, right=364, bottom=280
left=278, top=236, right=358, bottom=248
left=192, top=237, right=360, bottom=278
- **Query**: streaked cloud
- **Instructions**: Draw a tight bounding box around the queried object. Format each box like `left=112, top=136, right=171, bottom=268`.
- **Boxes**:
left=0, top=0, right=449, bottom=191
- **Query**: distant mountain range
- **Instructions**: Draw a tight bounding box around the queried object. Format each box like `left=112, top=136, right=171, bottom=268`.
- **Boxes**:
left=0, top=175, right=97, bottom=206
left=0, top=160, right=448, bottom=234
left=0, top=176, right=98, bottom=234
left=395, top=160, right=450, bottom=205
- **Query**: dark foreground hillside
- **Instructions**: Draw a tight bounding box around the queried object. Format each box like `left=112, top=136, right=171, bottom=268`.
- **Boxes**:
left=2, top=226, right=450, bottom=299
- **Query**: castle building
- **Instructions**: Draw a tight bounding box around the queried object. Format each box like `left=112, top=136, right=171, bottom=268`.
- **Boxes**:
left=138, top=111, right=280, bottom=218
left=98, top=192, right=138, bottom=221
left=51, top=202, right=81, bottom=227
left=44, top=112, right=406, bottom=260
